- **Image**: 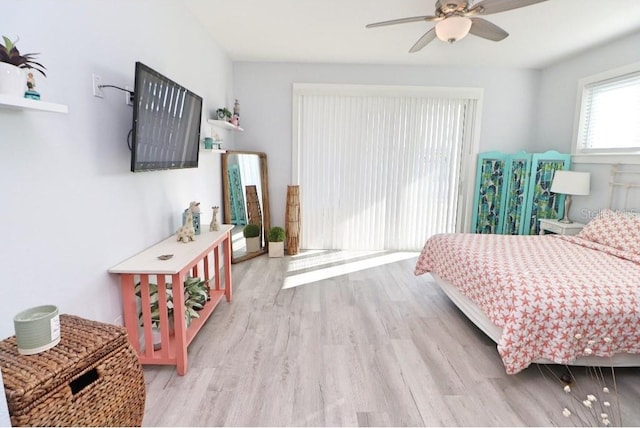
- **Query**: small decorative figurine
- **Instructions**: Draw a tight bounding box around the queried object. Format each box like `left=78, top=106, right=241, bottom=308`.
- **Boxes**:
left=233, top=99, right=240, bottom=117
left=210, top=206, right=220, bottom=231
left=177, top=207, right=196, bottom=243
left=187, top=201, right=201, bottom=235
left=24, top=72, right=41, bottom=100
left=232, top=99, right=240, bottom=126
left=211, top=131, right=222, bottom=149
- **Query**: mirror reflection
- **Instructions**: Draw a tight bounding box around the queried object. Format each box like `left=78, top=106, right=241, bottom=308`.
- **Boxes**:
left=222, top=151, right=270, bottom=263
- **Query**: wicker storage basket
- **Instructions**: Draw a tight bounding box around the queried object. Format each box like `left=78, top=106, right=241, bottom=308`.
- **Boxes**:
left=0, top=314, right=145, bottom=427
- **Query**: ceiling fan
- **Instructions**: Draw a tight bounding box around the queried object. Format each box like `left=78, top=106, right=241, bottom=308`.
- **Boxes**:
left=365, top=0, right=548, bottom=53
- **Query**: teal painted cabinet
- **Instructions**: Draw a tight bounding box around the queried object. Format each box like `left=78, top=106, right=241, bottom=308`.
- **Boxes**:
left=522, top=151, right=571, bottom=235
left=471, top=150, right=570, bottom=235
left=502, top=151, right=533, bottom=235
left=471, top=151, right=510, bottom=234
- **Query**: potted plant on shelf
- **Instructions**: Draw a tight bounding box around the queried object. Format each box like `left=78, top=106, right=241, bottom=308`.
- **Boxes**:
left=243, top=223, right=261, bottom=253
left=216, top=107, right=232, bottom=121
left=0, top=36, right=46, bottom=97
left=267, top=226, right=285, bottom=257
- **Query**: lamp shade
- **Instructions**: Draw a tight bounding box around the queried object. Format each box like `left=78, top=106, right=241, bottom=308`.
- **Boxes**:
left=550, top=170, right=591, bottom=196
left=435, top=16, right=472, bottom=43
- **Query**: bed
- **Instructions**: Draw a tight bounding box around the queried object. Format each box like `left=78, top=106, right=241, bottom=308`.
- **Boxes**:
left=414, top=166, right=640, bottom=374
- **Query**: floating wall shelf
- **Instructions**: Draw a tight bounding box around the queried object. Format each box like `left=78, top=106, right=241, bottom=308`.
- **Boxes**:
left=200, top=148, right=227, bottom=154
left=0, top=94, right=68, bottom=113
left=208, top=119, right=244, bottom=132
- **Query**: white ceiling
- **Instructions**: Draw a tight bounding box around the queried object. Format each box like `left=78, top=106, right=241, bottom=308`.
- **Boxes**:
left=183, top=0, right=640, bottom=69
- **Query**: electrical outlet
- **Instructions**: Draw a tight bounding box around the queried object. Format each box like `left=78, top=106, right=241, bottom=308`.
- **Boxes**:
left=125, top=85, right=134, bottom=106
left=92, top=74, right=104, bottom=98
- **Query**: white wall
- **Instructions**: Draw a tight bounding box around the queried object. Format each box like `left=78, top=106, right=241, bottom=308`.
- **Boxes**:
left=233, top=63, right=541, bottom=227
left=0, top=0, right=233, bottom=338
left=4, top=2, right=635, bottom=339
left=535, top=31, right=640, bottom=222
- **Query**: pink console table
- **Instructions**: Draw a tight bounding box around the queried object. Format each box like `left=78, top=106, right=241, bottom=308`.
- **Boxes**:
left=109, top=225, right=233, bottom=375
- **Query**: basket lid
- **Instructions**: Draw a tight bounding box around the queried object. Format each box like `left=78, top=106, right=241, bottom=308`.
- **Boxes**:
left=0, top=314, right=129, bottom=413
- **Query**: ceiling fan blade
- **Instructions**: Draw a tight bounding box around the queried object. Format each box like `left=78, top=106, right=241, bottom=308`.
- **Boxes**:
left=409, top=28, right=437, bottom=53
left=468, top=0, right=547, bottom=16
left=366, top=15, right=439, bottom=28
left=469, top=17, right=509, bottom=41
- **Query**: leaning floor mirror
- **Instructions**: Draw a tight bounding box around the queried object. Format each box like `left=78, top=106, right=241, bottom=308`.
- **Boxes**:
left=221, top=150, right=270, bottom=263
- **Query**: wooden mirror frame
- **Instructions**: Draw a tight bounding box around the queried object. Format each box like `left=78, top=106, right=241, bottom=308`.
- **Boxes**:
left=221, top=150, right=270, bottom=263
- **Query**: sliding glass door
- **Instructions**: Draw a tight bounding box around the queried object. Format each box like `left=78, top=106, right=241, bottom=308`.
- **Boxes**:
left=292, top=84, right=482, bottom=251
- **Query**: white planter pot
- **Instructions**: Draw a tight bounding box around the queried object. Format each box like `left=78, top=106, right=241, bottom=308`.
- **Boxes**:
left=246, top=236, right=261, bottom=253
left=0, top=63, right=26, bottom=97
left=268, top=241, right=284, bottom=258
left=138, top=327, right=162, bottom=352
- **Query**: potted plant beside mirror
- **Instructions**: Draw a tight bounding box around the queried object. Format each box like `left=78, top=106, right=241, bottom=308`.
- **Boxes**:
left=243, top=224, right=261, bottom=253
left=0, top=36, right=46, bottom=97
left=268, top=226, right=285, bottom=257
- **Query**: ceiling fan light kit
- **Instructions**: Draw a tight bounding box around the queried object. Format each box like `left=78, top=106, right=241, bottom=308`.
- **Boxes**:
left=435, top=16, right=472, bottom=43
left=366, top=0, right=548, bottom=52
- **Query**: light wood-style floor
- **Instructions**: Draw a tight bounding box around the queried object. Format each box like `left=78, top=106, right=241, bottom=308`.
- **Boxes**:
left=142, top=250, right=640, bottom=427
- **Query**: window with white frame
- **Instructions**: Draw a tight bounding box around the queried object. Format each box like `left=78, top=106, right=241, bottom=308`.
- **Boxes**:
left=574, top=62, right=640, bottom=160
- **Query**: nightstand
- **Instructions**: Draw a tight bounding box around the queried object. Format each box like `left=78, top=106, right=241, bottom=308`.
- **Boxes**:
left=539, top=218, right=585, bottom=236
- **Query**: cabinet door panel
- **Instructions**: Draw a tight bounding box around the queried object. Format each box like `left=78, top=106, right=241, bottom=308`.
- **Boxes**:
left=471, top=152, right=510, bottom=234
left=523, top=151, right=571, bottom=235
left=502, top=151, right=532, bottom=235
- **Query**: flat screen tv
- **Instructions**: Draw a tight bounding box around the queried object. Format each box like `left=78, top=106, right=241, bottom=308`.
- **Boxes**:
left=130, top=62, right=203, bottom=172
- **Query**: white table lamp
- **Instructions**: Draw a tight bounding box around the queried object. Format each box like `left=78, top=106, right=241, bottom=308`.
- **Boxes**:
left=550, top=170, right=591, bottom=223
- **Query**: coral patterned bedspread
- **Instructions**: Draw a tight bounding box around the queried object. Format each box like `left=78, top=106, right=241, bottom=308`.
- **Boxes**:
left=414, top=233, right=640, bottom=374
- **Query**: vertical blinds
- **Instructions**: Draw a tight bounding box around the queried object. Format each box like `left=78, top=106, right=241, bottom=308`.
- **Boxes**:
left=294, top=86, right=477, bottom=251
left=579, top=71, right=640, bottom=151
